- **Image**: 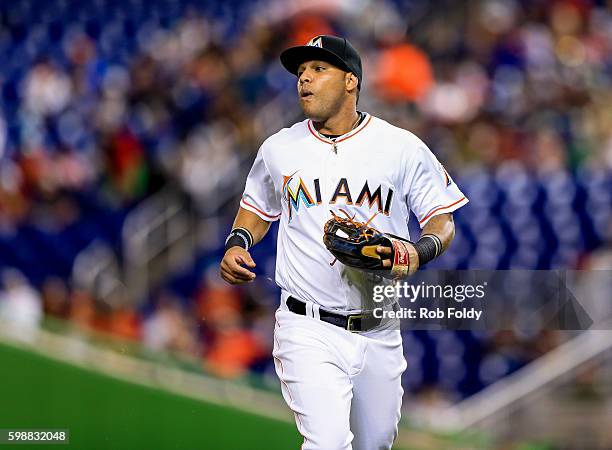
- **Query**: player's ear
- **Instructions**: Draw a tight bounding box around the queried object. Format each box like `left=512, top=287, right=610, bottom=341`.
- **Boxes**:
left=345, top=72, right=358, bottom=92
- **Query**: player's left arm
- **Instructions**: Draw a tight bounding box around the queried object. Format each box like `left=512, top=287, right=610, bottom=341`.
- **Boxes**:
left=376, top=212, right=455, bottom=271
left=375, top=135, right=468, bottom=274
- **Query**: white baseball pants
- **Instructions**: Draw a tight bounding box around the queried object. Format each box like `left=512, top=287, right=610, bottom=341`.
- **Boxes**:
left=273, top=302, right=406, bottom=450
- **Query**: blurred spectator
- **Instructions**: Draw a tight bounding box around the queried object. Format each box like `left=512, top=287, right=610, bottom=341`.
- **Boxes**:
left=107, top=304, right=142, bottom=341
left=374, top=42, right=434, bottom=103
left=203, top=303, right=267, bottom=378
left=197, top=280, right=267, bottom=378
left=23, top=59, right=72, bottom=117
left=69, top=289, right=97, bottom=331
left=41, top=276, right=70, bottom=319
left=142, top=292, right=200, bottom=356
left=102, top=127, right=149, bottom=201
left=0, top=268, right=43, bottom=336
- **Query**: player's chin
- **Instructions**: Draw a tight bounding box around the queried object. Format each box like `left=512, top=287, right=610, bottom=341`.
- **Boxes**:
left=300, top=103, right=324, bottom=121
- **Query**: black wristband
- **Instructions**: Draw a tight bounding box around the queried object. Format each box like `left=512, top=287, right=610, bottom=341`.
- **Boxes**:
left=414, top=234, right=442, bottom=265
left=225, top=227, right=253, bottom=252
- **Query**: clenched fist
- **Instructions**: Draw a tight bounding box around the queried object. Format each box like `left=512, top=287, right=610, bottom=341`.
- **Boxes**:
left=220, top=247, right=257, bottom=285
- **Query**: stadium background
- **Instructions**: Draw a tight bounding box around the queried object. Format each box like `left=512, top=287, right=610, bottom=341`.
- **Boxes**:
left=0, top=0, right=611, bottom=448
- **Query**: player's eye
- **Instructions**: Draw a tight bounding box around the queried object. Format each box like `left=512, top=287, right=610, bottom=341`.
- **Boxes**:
left=316, top=66, right=325, bottom=71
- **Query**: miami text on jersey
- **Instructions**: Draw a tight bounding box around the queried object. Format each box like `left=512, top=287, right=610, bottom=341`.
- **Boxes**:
left=282, top=173, right=394, bottom=221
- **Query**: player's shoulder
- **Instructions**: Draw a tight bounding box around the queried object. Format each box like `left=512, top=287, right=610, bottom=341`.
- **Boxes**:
left=369, top=114, right=429, bottom=156
left=261, top=119, right=309, bottom=149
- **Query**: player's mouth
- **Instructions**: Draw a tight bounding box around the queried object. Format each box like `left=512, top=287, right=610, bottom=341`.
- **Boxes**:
left=300, top=90, right=314, bottom=99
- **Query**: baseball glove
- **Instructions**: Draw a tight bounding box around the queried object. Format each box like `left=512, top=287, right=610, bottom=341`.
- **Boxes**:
left=323, top=210, right=416, bottom=279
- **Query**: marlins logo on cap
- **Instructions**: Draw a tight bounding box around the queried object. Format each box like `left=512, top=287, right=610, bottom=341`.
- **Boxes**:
left=307, top=36, right=323, bottom=48
left=280, top=35, right=363, bottom=87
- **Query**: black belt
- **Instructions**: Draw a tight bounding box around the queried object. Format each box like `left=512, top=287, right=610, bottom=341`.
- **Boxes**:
left=286, top=296, right=387, bottom=332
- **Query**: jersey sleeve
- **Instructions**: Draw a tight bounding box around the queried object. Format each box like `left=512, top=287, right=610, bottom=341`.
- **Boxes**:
left=240, top=146, right=282, bottom=222
left=403, top=141, right=468, bottom=228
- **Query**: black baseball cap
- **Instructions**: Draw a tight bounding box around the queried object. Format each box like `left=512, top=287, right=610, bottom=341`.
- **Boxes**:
left=280, top=35, right=363, bottom=87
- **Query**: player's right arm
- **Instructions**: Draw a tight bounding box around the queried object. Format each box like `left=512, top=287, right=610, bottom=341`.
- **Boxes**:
left=220, top=208, right=272, bottom=285
left=221, top=138, right=281, bottom=285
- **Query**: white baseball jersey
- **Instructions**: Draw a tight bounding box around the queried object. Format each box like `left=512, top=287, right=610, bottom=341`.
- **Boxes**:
left=240, top=112, right=468, bottom=311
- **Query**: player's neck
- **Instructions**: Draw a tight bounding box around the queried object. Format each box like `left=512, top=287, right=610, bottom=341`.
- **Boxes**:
left=313, top=106, right=360, bottom=136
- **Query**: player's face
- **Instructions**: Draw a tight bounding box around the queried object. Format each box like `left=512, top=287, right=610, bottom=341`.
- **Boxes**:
left=297, top=60, right=349, bottom=121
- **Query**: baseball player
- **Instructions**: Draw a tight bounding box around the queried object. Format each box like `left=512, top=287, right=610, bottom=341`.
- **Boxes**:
left=220, top=35, right=468, bottom=450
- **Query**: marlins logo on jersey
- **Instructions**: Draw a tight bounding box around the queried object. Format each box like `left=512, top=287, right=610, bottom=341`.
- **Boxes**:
left=438, top=162, right=453, bottom=187
left=282, top=171, right=320, bottom=221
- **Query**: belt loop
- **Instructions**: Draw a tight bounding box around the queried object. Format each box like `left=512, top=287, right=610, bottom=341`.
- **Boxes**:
left=281, top=292, right=289, bottom=311
left=312, top=304, right=320, bottom=320
left=306, top=301, right=313, bottom=318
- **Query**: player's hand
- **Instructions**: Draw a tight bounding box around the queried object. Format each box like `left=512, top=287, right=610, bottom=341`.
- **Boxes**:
left=376, top=244, right=420, bottom=272
left=220, top=247, right=257, bottom=285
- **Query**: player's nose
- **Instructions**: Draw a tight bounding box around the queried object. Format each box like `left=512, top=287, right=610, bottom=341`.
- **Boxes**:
left=298, top=70, right=313, bottom=84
